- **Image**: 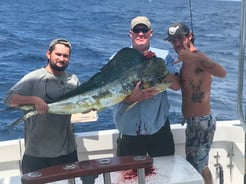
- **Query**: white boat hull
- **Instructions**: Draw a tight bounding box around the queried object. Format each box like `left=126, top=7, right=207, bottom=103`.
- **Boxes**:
left=0, top=120, right=244, bottom=184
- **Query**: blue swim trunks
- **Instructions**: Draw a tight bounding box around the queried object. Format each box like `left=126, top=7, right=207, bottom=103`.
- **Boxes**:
left=184, top=113, right=216, bottom=174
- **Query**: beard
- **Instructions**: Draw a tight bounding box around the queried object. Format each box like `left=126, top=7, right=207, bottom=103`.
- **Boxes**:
left=49, top=61, right=68, bottom=72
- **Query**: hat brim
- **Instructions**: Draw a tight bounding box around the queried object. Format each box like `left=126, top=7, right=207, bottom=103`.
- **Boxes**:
left=164, top=36, right=172, bottom=41
left=164, top=33, right=187, bottom=41
left=131, top=23, right=150, bottom=30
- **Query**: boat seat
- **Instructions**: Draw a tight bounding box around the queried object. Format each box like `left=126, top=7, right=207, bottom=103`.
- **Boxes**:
left=21, top=155, right=153, bottom=184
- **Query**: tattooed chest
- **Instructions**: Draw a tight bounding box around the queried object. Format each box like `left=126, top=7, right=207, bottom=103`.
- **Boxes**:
left=181, top=67, right=205, bottom=103
left=189, top=79, right=204, bottom=103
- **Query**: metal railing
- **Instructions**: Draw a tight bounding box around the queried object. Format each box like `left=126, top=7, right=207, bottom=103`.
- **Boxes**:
left=237, top=1, right=246, bottom=183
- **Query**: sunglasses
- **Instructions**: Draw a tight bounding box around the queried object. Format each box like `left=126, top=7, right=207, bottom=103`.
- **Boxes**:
left=132, top=27, right=150, bottom=34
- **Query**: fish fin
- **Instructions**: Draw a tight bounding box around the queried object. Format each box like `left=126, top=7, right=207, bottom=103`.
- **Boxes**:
left=0, top=106, right=24, bottom=113
left=0, top=107, right=14, bottom=112
left=59, top=48, right=143, bottom=100
left=125, top=102, right=138, bottom=112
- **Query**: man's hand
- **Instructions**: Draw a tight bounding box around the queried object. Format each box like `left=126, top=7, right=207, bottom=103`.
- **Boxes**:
left=9, top=94, right=49, bottom=115
left=175, top=43, right=197, bottom=64
left=143, top=50, right=156, bottom=59
left=124, top=81, right=159, bottom=103
left=33, top=97, right=48, bottom=115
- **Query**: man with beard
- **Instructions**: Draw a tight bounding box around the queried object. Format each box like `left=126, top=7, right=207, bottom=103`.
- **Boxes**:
left=3, top=38, right=81, bottom=175
left=164, top=23, right=227, bottom=184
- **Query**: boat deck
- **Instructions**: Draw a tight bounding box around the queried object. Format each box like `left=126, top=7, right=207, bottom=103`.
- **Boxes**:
left=3, top=155, right=203, bottom=184
left=0, top=120, right=244, bottom=184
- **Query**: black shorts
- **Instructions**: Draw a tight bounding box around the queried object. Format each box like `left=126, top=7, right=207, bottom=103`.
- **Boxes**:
left=117, top=119, right=175, bottom=157
left=21, top=151, right=78, bottom=174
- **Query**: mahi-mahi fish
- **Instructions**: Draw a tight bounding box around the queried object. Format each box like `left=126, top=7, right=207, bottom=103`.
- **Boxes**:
left=10, top=47, right=171, bottom=125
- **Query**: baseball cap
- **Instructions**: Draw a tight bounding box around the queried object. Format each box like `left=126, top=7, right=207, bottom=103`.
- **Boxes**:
left=130, top=16, right=151, bottom=29
left=48, top=38, right=72, bottom=50
left=164, top=23, right=190, bottom=41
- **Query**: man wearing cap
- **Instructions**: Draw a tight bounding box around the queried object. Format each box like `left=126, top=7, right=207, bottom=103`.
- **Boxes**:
left=3, top=39, right=81, bottom=174
left=165, top=22, right=227, bottom=184
left=113, top=16, right=180, bottom=158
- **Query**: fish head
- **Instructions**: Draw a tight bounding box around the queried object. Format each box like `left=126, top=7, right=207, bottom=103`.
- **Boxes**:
left=138, top=57, right=170, bottom=90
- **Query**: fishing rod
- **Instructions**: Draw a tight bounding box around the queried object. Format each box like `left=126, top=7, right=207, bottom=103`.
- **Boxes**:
left=188, top=0, right=195, bottom=44
left=188, top=0, right=194, bottom=33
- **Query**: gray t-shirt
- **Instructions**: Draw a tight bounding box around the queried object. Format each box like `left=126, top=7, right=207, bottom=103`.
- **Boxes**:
left=3, top=68, right=80, bottom=157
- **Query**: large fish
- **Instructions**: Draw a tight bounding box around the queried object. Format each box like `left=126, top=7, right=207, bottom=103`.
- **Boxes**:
left=12, top=47, right=171, bottom=123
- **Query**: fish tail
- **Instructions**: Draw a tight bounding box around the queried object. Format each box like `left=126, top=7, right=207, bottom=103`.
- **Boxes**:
left=23, top=111, right=38, bottom=120
left=6, top=110, right=38, bottom=129
left=6, top=117, right=25, bottom=129
left=0, top=107, right=19, bottom=112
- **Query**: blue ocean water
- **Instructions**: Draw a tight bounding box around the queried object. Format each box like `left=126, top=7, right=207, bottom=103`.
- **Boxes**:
left=0, top=0, right=242, bottom=141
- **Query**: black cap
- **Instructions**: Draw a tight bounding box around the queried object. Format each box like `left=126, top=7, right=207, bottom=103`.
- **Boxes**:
left=164, top=23, right=190, bottom=41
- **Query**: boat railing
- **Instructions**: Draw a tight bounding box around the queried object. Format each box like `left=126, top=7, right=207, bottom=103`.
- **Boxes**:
left=237, top=0, right=246, bottom=131
left=21, top=155, right=153, bottom=184
left=237, top=0, right=246, bottom=183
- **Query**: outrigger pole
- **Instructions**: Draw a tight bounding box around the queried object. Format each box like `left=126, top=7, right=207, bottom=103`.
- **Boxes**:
left=237, top=0, right=246, bottom=183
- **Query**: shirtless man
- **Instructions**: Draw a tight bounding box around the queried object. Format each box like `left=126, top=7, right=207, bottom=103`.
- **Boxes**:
left=165, top=22, right=227, bottom=184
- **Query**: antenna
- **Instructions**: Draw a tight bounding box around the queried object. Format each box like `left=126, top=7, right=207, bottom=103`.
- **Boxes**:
left=188, top=0, right=194, bottom=33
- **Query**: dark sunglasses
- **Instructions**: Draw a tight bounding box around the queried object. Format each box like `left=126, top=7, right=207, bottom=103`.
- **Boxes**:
left=132, top=27, right=149, bottom=34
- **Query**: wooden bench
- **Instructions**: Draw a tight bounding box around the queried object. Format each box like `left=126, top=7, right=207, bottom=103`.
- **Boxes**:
left=21, top=156, right=153, bottom=184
